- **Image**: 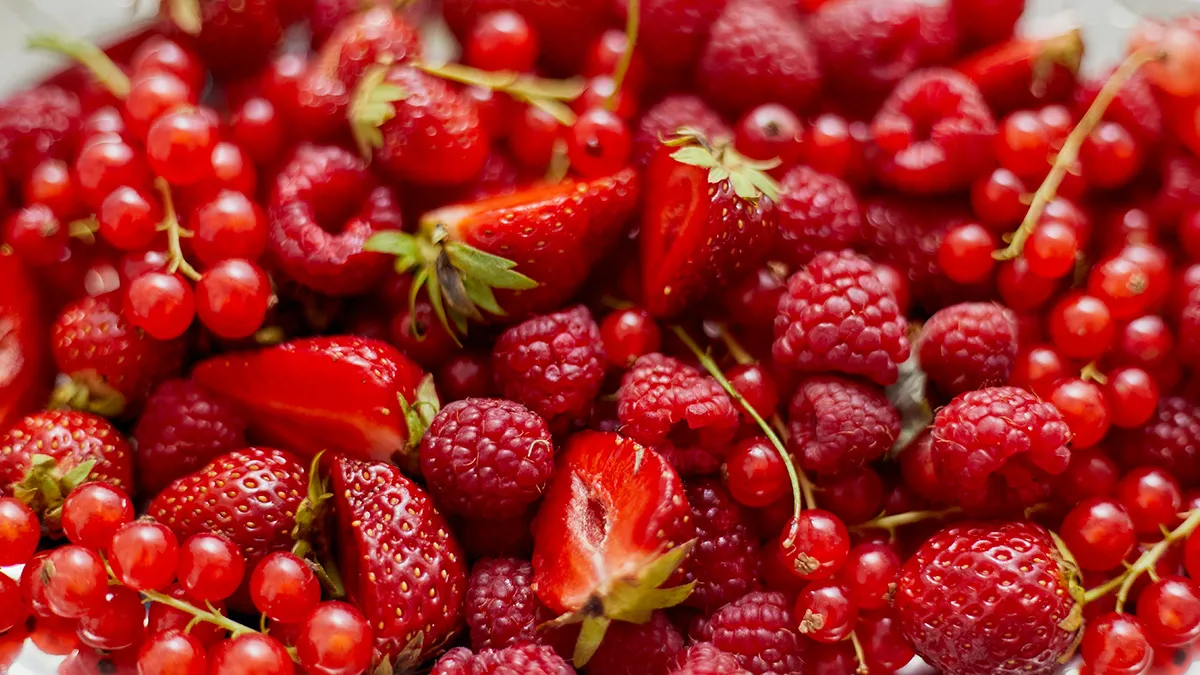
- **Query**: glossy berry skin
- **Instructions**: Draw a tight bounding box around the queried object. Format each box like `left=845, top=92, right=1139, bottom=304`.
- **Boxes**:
left=723, top=437, right=788, bottom=508
left=938, top=223, right=997, bottom=284
left=250, top=551, right=320, bottom=623
left=137, top=630, right=207, bottom=675
left=1116, top=467, right=1182, bottom=535
left=735, top=104, right=803, bottom=168
left=42, top=545, right=108, bottom=618
left=146, top=107, right=217, bottom=186
left=1080, top=612, right=1152, bottom=675
left=780, top=509, right=850, bottom=581
left=77, top=585, right=145, bottom=651
left=178, top=533, right=246, bottom=602
left=567, top=108, right=632, bottom=178
left=196, top=259, right=272, bottom=339
left=1136, top=576, right=1200, bottom=648
left=599, top=308, right=661, bottom=368
left=192, top=190, right=268, bottom=266
left=1025, top=221, right=1078, bottom=280
left=1049, top=378, right=1111, bottom=449
left=108, top=520, right=180, bottom=591
left=795, top=582, right=858, bottom=644
left=1105, top=367, right=1159, bottom=429
left=1060, top=498, right=1135, bottom=572
left=296, top=602, right=374, bottom=675
left=1048, top=293, right=1115, bottom=361
left=4, top=204, right=67, bottom=266
left=125, top=271, right=195, bottom=340
left=209, top=634, right=294, bottom=675
left=838, top=543, right=902, bottom=611
left=465, top=11, right=538, bottom=73
left=0, top=498, right=39, bottom=565
left=98, top=186, right=162, bottom=252
left=75, top=135, right=151, bottom=210
left=60, top=483, right=133, bottom=551
left=895, top=521, right=1080, bottom=675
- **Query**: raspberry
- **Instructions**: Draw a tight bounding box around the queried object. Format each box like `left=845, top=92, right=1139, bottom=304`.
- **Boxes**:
left=0, top=86, right=81, bottom=180
left=616, top=353, right=739, bottom=476
left=133, top=379, right=249, bottom=497
left=918, top=302, right=1019, bottom=397
left=668, top=642, right=745, bottom=675
left=268, top=144, right=402, bottom=296
left=452, top=510, right=536, bottom=560
left=699, top=591, right=805, bottom=675
left=670, top=481, right=761, bottom=613
left=895, top=521, right=1080, bottom=675
left=491, top=306, right=606, bottom=432
left=1180, top=288, right=1200, bottom=368
left=588, top=611, right=685, bottom=675
left=871, top=69, right=997, bottom=194
left=638, top=0, right=728, bottom=73
left=772, top=251, right=911, bottom=386
left=464, top=558, right=567, bottom=652
left=696, top=0, right=822, bottom=116
left=431, top=644, right=574, bottom=675
left=1109, top=396, right=1200, bottom=487
left=633, top=95, right=730, bottom=166
left=787, top=376, right=900, bottom=475
left=774, top=166, right=864, bottom=269
left=420, top=398, right=554, bottom=520
left=930, top=386, right=1071, bottom=510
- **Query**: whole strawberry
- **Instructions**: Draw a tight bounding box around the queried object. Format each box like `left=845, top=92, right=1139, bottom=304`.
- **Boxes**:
left=50, top=294, right=185, bottom=415
left=895, top=520, right=1082, bottom=674
left=0, top=411, right=133, bottom=522
left=330, top=455, right=467, bottom=668
left=316, top=5, right=422, bottom=86
left=641, top=130, right=778, bottom=318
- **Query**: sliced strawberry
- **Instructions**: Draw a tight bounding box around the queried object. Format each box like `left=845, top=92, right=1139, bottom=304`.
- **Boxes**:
left=532, top=431, right=695, bottom=665
left=0, top=251, right=48, bottom=434
left=366, top=168, right=639, bottom=333
left=192, top=337, right=432, bottom=467
left=640, top=131, right=778, bottom=318
left=329, top=455, right=467, bottom=669
left=954, top=29, right=1082, bottom=115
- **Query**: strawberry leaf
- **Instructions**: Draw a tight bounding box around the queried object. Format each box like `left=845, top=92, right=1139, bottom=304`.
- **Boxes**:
left=350, top=64, right=408, bottom=160
left=364, top=231, right=420, bottom=259
left=59, top=460, right=96, bottom=493
left=670, top=146, right=720, bottom=169
left=435, top=254, right=484, bottom=323
left=444, top=241, right=538, bottom=291
left=462, top=276, right=505, bottom=316
left=637, top=540, right=695, bottom=590
left=398, top=375, right=440, bottom=473
left=574, top=616, right=611, bottom=667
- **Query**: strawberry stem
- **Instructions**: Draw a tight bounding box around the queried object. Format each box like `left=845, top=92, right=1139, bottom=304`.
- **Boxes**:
left=1082, top=507, right=1200, bottom=610
left=607, top=0, right=639, bottom=113
left=671, top=326, right=810, bottom=517
left=26, top=33, right=130, bottom=98
left=847, top=507, right=962, bottom=538
left=994, top=45, right=1164, bottom=261
left=154, top=177, right=202, bottom=282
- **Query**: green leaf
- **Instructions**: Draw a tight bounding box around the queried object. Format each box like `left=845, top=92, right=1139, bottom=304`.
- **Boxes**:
left=462, top=276, right=506, bottom=316
left=60, top=460, right=96, bottom=493
left=669, top=146, right=720, bottom=169
left=350, top=64, right=407, bottom=159
left=435, top=253, right=484, bottom=323
left=638, top=540, right=695, bottom=590
left=574, top=616, right=611, bottom=667
left=729, top=171, right=757, bottom=202
left=424, top=270, right=466, bottom=345
left=444, top=242, right=538, bottom=291
left=748, top=168, right=781, bottom=202
left=707, top=166, right=730, bottom=184
left=406, top=266, right=432, bottom=340
left=364, top=231, right=419, bottom=258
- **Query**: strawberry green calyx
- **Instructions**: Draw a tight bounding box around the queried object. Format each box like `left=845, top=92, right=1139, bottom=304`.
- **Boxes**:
left=350, top=63, right=409, bottom=160
left=417, top=62, right=585, bottom=125
left=396, top=375, right=440, bottom=473
left=48, top=375, right=126, bottom=418
left=664, top=128, right=781, bottom=203
left=290, top=451, right=346, bottom=599
left=365, top=224, right=537, bottom=338
left=27, top=33, right=131, bottom=99
left=12, top=454, right=95, bottom=529
left=545, top=540, right=697, bottom=667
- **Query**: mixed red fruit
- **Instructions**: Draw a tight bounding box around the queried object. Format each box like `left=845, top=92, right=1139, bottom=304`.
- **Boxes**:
left=4, top=0, right=1200, bottom=673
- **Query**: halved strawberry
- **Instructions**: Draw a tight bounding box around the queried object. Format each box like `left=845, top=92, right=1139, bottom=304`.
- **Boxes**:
left=640, top=130, right=778, bottom=318
left=0, top=251, right=48, bottom=434
left=192, top=336, right=434, bottom=468
left=531, top=431, right=695, bottom=665
left=366, top=168, right=639, bottom=333
left=329, top=455, right=467, bottom=670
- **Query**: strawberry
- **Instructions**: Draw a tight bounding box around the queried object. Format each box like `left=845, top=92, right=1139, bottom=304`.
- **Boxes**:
left=531, top=431, right=696, bottom=666
left=365, top=168, right=639, bottom=334
left=640, top=130, right=778, bottom=318
left=49, top=294, right=185, bottom=416
left=0, top=411, right=134, bottom=527
left=953, top=29, right=1082, bottom=115
left=164, top=0, right=285, bottom=77
left=329, top=455, right=467, bottom=669
left=0, top=251, right=49, bottom=434
left=192, top=336, right=435, bottom=469
left=147, top=447, right=307, bottom=566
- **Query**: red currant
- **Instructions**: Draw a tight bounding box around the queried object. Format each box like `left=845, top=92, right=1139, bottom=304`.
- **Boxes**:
left=573, top=76, right=638, bottom=122
left=108, top=520, right=180, bottom=591
left=1088, top=256, right=1153, bottom=321
left=799, top=114, right=854, bottom=179
left=584, top=30, right=645, bottom=89
left=837, top=542, right=901, bottom=611
left=98, top=186, right=162, bottom=251
left=250, top=551, right=320, bottom=623
left=1048, top=292, right=1114, bottom=361
left=937, top=223, right=996, bottom=284
left=21, top=551, right=54, bottom=618
left=1060, top=497, right=1136, bottom=571
left=77, top=586, right=145, bottom=651
left=465, top=11, right=539, bottom=73
left=567, top=108, right=631, bottom=178
left=996, top=110, right=1051, bottom=178
left=436, top=352, right=494, bottom=401
left=204, top=141, right=258, bottom=196
left=780, top=509, right=850, bottom=581
left=4, top=204, right=67, bottom=266
left=61, top=483, right=134, bottom=551
left=1080, top=612, right=1152, bottom=675
left=818, top=467, right=885, bottom=526
left=1137, top=576, right=1200, bottom=648
left=230, top=97, right=286, bottom=166
left=42, top=545, right=108, bottom=618
left=24, top=158, right=79, bottom=217
left=75, top=135, right=152, bottom=209
left=1080, top=121, right=1143, bottom=189
left=725, top=364, right=778, bottom=417
left=146, top=585, right=228, bottom=646
left=1049, top=378, right=1110, bottom=449
left=196, top=259, right=272, bottom=339
left=599, top=308, right=661, bottom=367
left=192, top=190, right=268, bottom=265
left=795, top=582, right=857, bottom=643
left=509, top=106, right=560, bottom=169
left=1116, top=467, right=1183, bottom=535
left=137, top=630, right=208, bottom=675
left=295, top=601, right=373, bottom=675
left=997, top=257, right=1059, bottom=312
left=1055, top=450, right=1120, bottom=504
left=970, top=168, right=1027, bottom=231
left=735, top=104, right=803, bottom=168
left=0, top=497, right=39, bottom=566
left=209, top=633, right=294, bottom=675
left=125, top=271, right=196, bottom=340
left=178, top=533, right=246, bottom=602
left=124, top=72, right=196, bottom=140
left=0, top=574, right=25, bottom=634
left=1113, top=315, right=1174, bottom=370
left=1105, top=366, right=1159, bottom=429
left=80, top=106, right=129, bottom=141
left=131, top=37, right=205, bottom=93
left=1023, top=220, right=1077, bottom=280
left=858, top=610, right=915, bottom=673
left=147, top=106, right=218, bottom=187
left=723, top=437, right=788, bottom=508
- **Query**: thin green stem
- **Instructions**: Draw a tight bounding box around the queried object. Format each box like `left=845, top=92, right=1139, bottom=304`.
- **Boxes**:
left=848, top=507, right=962, bottom=536
left=607, top=0, right=638, bottom=112
left=714, top=323, right=754, bottom=366
left=770, top=414, right=817, bottom=510
left=154, top=177, right=201, bottom=282
left=1084, top=508, right=1200, bottom=609
left=672, top=326, right=807, bottom=519
left=140, top=589, right=256, bottom=637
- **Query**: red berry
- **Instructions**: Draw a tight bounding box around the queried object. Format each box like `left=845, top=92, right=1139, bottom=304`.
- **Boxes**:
left=1105, top=366, right=1159, bottom=430
left=820, top=467, right=885, bottom=526
left=1088, top=255, right=1155, bottom=321
left=108, top=520, right=180, bottom=591
left=795, top=582, right=857, bottom=643
left=1137, top=576, right=1200, bottom=648
left=937, top=223, right=996, bottom=284
left=230, top=97, right=285, bottom=166
left=1049, top=378, right=1111, bottom=449
left=4, top=204, right=68, bottom=266
left=725, top=363, right=779, bottom=418
left=125, top=271, right=196, bottom=340
left=75, top=135, right=151, bottom=209
left=192, top=190, right=268, bottom=266
left=599, top=308, right=661, bottom=368
left=780, top=509, right=850, bottom=581
left=124, top=73, right=196, bottom=140
left=1024, top=220, right=1078, bottom=280
left=0, top=574, right=25, bottom=634
left=196, top=259, right=272, bottom=339
left=723, top=437, right=788, bottom=508
left=77, top=585, right=145, bottom=651
left=566, top=108, right=631, bottom=178
left=508, top=106, right=559, bottom=169
left=178, top=533, right=246, bottom=602
left=1080, top=121, right=1143, bottom=189
left=1116, top=467, right=1182, bottom=535
left=137, top=630, right=207, bottom=675
left=435, top=352, right=493, bottom=402
left=995, top=110, right=1051, bottom=179
left=146, top=586, right=228, bottom=647
left=296, top=602, right=373, bottom=675
left=735, top=104, right=803, bottom=168
left=997, top=257, right=1059, bottom=312
left=250, top=551, right=320, bottom=623
left=22, top=552, right=54, bottom=618
left=1187, top=530, right=1200, bottom=580
left=970, top=168, right=1027, bottom=230
left=1048, top=292, right=1115, bottom=361
left=1060, top=498, right=1135, bottom=572
left=43, top=545, right=108, bottom=618
left=209, top=633, right=294, bottom=675
left=838, top=542, right=901, bottom=611
left=1055, top=450, right=1120, bottom=505
left=61, top=483, right=133, bottom=551
left=24, top=158, right=79, bottom=218
left=465, top=11, right=538, bottom=73
left=146, top=107, right=217, bottom=187
left=131, top=37, right=204, bottom=93
left=98, top=186, right=162, bottom=251
left=0, top=498, right=39, bottom=566
left=1080, top=612, right=1152, bottom=675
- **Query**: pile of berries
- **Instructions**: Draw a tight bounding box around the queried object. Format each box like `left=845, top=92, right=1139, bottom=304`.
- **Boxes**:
left=3, top=0, right=1200, bottom=673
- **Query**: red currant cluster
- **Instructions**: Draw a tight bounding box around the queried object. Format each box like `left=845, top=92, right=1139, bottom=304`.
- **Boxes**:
left=0, top=481, right=369, bottom=675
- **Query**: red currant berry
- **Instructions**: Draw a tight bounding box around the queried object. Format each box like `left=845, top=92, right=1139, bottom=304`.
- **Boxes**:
left=970, top=168, right=1027, bottom=231
left=599, top=308, right=661, bottom=368
left=509, top=106, right=559, bottom=169
left=573, top=76, right=638, bottom=121
left=387, top=299, right=458, bottom=367
left=584, top=29, right=645, bottom=86
left=1060, top=497, right=1135, bottom=571
left=780, top=509, right=850, bottom=581
left=3, top=204, right=66, bottom=266
left=837, top=542, right=901, bottom=611
left=24, top=158, right=79, bottom=217
left=1049, top=378, right=1110, bottom=449
left=61, top=483, right=134, bottom=551
left=1010, top=344, right=1067, bottom=397
left=296, top=602, right=373, bottom=675
left=137, top=630, right=207, bottom=675
left=146, top=586, right=227, bottom=646
left=196, top=259, right=272, bottom=339
left=125, top=271, right=196, bottom=340
left=1024, top=220, right=1078, bottom=280
left=0, top=574, right=25, bottom=633
left=1105, top=366, right=1159, bottom=430
left=996, top=110, right=1051, bottom=179
left=250, top=551, right=320, bottom=623
left=30, top=613, right=80, bottom=655
left=1080, top=612, right=1152, bottom=675
left=77, top=586, right=145, bottom=651
left=1048, top=292, right=1114, bottom=361
left=42, top=545, right=108, bottom=618
left=997, top=257, right=1059, bottom=312
left=204, top=141, right=258, bottom=196
left=209, top=633, right=294, bottom=675
left=1114, top=315, right=1174, bottom=370
left=735, top=104, right=803, bottom=168
left=98, top=186, right=162, bottom=251
left=147, top=107, right=217, bottom=187
left=21, top=552, right=54, bottom=618
left=178, top=533, right=246, bottom=602
left=465, top=11, right=539, bottom=72
left=0, top=497, right=39, bottom=566
left=230, top=97, right=286, bottom=166
left=1088, top=256, right=1153, bottom=321
left=800, top=114, right=856, bottom=178
left=795, top=582, right=857, bottom=643
left=436, top=352, right=494, bottom=401
left=1116, top=467, right=1183, bottom=536
left=725, top=363, right=778, bottom=417
left=721, top=265, right=788, bottom=329
left=818, top=467, right=885, bottom=526
left=75, top=135, right=152, bottom=209
left=124, top=72, right=196, bottom=140
left=859, top=610, right=915, bottom=673
left=1080, top=121, right=1143, bottom=189
left=80, top=106, right=129, bottom=140
left=937, top=223, right=996, bottom=284
left=1187, top=529, right=1200, bottom=581
left=108, top=520, right=180, bottom=591
left=191, top=190, right=267, bottom=266
left=567, top=108, right=631, bottom=178
left=1055, top=450, right=1120, bottom=504
left=723, top=437, right=788, bottom=508
left=872, top=263, right=910, bottom=314
left=1137, top=576, right=1200, bottom=648
left=131, top=37, right=205, bottom=93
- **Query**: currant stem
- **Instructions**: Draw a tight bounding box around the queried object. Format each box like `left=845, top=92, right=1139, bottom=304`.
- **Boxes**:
left=141, top=589, right=256, bottom=638
left=416, top=62, right=583, bottom=125
left=607, top=0, right=638, bottom=112
left=850, top=631, right=869, bottom=675
left=154, top=177, right=202, bottom=282
left=672, top=326, right=808, bottom=518
left=771, top=414, right=817, bottom=511
left=712, top=322, right=754, bottom=366
left=1082, top=508, right=1200, bottom=609
left=26, top=33, right=130, bottom=98
left=993, top=45, right=1164, bottom=261
left=847, top=507, right=962, bottom=537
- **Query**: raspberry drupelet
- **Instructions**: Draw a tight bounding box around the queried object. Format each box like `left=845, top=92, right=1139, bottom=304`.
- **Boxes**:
left=919, top=302, right=1020, bottom=397
left=787, top=375, right=901, bottom=475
